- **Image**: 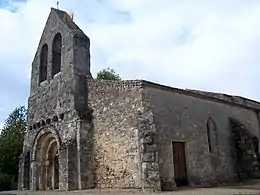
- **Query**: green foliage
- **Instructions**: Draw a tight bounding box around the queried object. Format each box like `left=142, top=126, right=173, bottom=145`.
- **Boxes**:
left=96, top=67, right=121, bottom=81
left=0, top=106, right=27, bottom=187
left=0, top=173, right=12, bottom=191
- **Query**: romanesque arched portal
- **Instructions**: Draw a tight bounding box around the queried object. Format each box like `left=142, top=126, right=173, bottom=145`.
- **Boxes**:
left=32, top=131, right=60, bottom=190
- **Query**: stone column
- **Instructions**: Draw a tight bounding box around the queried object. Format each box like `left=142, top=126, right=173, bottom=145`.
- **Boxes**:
left=30, top=159, right=37, bottom=190
left=51, top=159, right=55, bottom=190
left=59, top=146, right=68, bottom=190
left=45, top=160, right=52, bottom=189
left=38, top=159, right=47, bottom=190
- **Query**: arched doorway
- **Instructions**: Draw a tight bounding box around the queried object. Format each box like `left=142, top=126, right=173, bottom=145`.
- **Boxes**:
left=34, top=132, right=60, bottom=190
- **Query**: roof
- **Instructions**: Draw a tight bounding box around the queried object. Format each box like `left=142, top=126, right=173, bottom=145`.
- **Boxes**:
left=186, top=89, right=260, bottom=109
left=141, top=80, right=260, bottom=111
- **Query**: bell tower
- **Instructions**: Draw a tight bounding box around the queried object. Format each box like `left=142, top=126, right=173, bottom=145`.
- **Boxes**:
left=18, top=8, right=94, bottom=191
left=30, top=8, right=92, bottom=95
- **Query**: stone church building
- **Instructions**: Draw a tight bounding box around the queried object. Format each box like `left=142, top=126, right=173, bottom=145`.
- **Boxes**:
left=18, top=8, right=260, bottom=191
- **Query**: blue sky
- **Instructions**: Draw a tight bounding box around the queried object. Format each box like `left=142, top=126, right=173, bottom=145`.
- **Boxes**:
left=1, top=0, right=260, bottom=128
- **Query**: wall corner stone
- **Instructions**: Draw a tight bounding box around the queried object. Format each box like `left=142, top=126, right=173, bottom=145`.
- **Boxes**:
left=137, top=86, right=161, bottom=191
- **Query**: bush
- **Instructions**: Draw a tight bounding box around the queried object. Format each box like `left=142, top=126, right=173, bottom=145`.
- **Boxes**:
left=0, top=173, right=12, bottom=191
left=96, top=67, right=121, bottom=81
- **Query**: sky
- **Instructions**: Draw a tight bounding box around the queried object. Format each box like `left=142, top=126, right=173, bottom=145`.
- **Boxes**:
left=0, top=0, right=260, bottom=129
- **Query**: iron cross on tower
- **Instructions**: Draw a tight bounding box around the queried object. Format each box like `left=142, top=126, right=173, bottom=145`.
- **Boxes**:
left=56, top=1, right=59, bottom=9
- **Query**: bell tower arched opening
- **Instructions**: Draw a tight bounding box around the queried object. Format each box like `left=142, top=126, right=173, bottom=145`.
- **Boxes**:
left=39, top=44, right=48, bottom=83
left=52, top=33, right=62, bottom=77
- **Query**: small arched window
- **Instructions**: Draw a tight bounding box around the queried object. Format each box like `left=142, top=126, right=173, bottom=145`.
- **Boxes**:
left=39, top=44, right=48, bottom=83
left=206, top=117, right=217, bottom=153
left=52, top=33, right=62, bottom=77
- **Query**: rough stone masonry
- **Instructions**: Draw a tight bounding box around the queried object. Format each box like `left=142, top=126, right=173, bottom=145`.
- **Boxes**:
left=18, top=7, right=260, bottom=192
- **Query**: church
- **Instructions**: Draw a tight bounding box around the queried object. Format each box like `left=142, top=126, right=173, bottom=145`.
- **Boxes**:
left=18, top=8, right=260, bottom=191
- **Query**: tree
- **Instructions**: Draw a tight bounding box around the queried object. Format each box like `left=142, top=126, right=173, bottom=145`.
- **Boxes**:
left=96, top=67, right=121, bottom=81
left=0, top=106, right=27, bottom=189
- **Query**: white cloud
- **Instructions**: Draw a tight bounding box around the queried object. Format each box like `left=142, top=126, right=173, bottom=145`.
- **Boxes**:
left=1, top=0, right=260, bottom=124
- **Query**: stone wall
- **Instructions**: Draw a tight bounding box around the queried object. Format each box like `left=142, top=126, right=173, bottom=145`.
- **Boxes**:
left=143, top=84, right=260, bottom=190
left=87, top=80, right=143, bottom=189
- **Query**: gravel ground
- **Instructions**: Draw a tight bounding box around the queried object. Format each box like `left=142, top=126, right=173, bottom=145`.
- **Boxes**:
left=1, top=180, right=260, bottom=195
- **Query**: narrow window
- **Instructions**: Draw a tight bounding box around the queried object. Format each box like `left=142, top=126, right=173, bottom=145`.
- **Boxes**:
left=207, top=126, right=212, bottom=153
left=206, top=117, right=217, bottom=153
left=39, top=44, right=48, bottom=83
left=52, top=33, right=62, bottom=76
